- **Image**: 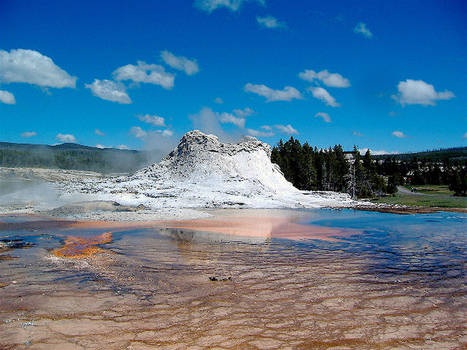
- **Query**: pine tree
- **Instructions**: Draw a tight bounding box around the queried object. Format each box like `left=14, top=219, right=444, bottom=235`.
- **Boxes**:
left=449, top=169, right=467, bottom=196
left=386, top=176, right=397, bottom=194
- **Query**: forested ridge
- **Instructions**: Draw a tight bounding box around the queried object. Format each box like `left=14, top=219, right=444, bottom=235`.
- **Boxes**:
left=373, top=147, right=467, bottom=162
left=0, top=142, right=148, bottom=173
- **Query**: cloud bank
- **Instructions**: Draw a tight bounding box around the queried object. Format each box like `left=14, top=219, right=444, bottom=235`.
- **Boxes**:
left=0, top=49, right=76, bottom=88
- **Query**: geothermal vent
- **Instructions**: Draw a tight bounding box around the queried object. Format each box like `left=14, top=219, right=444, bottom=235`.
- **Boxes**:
left=135, top=130, right=297, bottom=194
left=60, top=130, right=354, bottom=209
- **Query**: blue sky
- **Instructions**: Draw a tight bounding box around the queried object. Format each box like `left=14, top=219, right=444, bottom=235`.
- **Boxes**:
left=1, top=0, right=466, bottom=154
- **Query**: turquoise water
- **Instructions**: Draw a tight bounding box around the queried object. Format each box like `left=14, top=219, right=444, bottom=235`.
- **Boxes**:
left=299, top=209, right=466, bottom=284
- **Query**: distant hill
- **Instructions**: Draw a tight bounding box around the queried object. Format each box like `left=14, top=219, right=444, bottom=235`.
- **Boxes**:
left=0, top=142, right=150, bottom=173
left=372, top=147, right=467, bottom=163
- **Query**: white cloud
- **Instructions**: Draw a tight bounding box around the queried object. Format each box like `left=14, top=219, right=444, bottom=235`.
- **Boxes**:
left=233, top=107, right=254, bottom=117
left=246, top=128, right=274, bottom=137
left=113, top=61, right=174, bottom=89
left=86, top=79, right=131, bottom=104
left=299, top=69, right=350, bottom=88
left=274, top=124, right=298, bottom=135
left=246, top=124, right=298, bottom=137
left=94, top=128, right=105, bottom=136
left=463, top=132, right=467, bottom=139
left=56, top=133, right=77, bottom=143
left=0, top=90, right=15, bottom=104
left=196, top=107, right=253, bottom=130
left=138, top=114, right=166, bottom=127
left=359, top=148, right=398, bottom=156
left=149, top=129, right=175, bottom=138
left=190, top=107, right=238, bottom=142
left=190, top=107, right=261, bottom=141
left=162, top=129, right=174, bottom=137
left=219, top=112, right=245, bottom=128
left=314, top=112, right=331, bottom=123
left=257, top=15, right=287, bottom=29
left=354, top=22, right=373, bottom=38
left=196, top=106, right=254, bottom=130
left=194, top=107, right=251, bottom=129
left=0, top=49, right=76, bottom=88
left=391, top=79, right=455, bottom=106
left=214, top=97, right=224, bottom=104
left=130, top=126, right=147, bottom=139
left=392, top=130, right=407, bottom=138
left=161, top=51, right=199, bottom=75
left=194, top=0, right=264, bottom=13
left=20, top=131, right=36, bottom=138
left=244, top=83, right=302, bottom=102
left=117, top=144, right=129, bottom=150
left=95, top=144, right=107, bottom=149
left=308, top=87, right=339, bottom=107
left=352, top=131, right=363, bottom=136
left=130, top=126, right=173, bottom=140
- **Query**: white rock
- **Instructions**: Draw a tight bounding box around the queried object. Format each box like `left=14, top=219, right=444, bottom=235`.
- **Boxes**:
left=57, top=130, right=357, bottom=209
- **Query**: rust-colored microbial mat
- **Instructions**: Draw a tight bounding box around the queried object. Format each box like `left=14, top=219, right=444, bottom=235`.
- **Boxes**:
left=52, top=232, right=112, bottom=258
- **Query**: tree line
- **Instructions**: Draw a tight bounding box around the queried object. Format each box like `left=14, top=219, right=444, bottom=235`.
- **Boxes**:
left=271, top=137, right=467, bottom=198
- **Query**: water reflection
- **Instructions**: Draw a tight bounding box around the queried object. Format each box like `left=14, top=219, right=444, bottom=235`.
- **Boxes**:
left=0, top=209, right=465, bottom=349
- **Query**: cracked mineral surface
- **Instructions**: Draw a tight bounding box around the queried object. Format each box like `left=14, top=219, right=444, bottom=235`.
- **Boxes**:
left=0, top=209, right=465, bottom=349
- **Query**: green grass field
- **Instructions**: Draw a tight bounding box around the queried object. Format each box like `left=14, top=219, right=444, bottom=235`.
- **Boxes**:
left=403, top=185, right=454, bottom=196
left=372, top=192, right=467, bottom=208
